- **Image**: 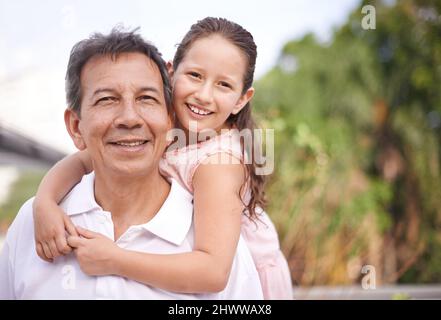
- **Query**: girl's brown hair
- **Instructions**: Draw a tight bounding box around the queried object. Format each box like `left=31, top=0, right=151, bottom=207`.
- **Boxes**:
left=173, top=17, right=267, bottom=218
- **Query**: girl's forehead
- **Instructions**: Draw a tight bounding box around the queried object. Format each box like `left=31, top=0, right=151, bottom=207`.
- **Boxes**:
left=187, top=35, right=237, bottom=54
left=181, top=35, right=247, bottom=71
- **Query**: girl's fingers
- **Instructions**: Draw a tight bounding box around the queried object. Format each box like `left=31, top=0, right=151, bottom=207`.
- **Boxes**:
left=67, top=236, right=83, bottom=248
left=48, top=240, right=61, bottom=259
left=41, top=242, right=54, bottom=261
left=64, top=215, right=79, bottom=237
left=55, top=235, right=72, bottom=255
left=36, top=242, right=52, bottom=262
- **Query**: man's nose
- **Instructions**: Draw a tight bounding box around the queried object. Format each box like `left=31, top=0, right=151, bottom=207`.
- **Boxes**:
left=194, top=82, right=214, bottom=105
left=114, top=99, right=143, bottom=129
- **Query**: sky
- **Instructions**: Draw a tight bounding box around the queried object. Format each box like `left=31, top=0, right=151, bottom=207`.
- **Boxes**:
left=0, top=0, right=361, bottom=154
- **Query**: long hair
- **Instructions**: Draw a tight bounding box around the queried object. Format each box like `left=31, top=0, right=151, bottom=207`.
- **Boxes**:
left=173, top=17, right=267, bottom=218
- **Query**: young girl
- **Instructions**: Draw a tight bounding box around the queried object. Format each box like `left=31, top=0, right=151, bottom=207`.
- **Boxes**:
left=33, top=17, right=292, bottom=299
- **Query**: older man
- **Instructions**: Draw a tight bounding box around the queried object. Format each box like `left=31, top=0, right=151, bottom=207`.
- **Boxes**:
left=0, top=29, right=263, bottom=299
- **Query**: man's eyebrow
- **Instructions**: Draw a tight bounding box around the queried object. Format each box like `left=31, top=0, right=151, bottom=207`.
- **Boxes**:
left=91, top=86, right=161, bottom=97
left=138, top=86, right=161, bottom=95
left=92, top=88, right=116, bottom=97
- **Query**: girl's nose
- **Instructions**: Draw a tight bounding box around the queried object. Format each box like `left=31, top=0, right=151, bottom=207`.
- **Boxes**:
left=194, top=83, right=213, bottom=105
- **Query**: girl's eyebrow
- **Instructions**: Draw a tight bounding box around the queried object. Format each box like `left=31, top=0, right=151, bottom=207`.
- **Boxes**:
left=183, top=64, right=239, bottom=83
left=220, top=75, right=237, bottom=83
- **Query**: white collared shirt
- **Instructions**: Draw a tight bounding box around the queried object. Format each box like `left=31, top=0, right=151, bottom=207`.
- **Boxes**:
left=0, top=172, right=263, bottom=300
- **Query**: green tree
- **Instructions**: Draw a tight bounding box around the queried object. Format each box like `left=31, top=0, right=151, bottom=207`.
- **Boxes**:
left=254, top=0, right=441, bottom=285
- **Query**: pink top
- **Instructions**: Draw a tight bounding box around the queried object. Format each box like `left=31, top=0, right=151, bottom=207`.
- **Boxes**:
left=159, top=130, right=292, bottom=299
left=160, top=130, right=245, bottom=194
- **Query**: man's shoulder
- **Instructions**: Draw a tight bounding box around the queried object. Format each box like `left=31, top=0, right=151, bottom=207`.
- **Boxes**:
left=168, top=178, right=193, bottom=201
left=11, top=197, right=35, bottom=227
left=4, top=197, right=35, bottom=247
left=58, top=172, right=95, bottom=214
left=166, top=178, right=194, bottom=212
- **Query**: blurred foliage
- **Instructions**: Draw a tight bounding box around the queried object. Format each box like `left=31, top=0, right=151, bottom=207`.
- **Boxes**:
left=0, top=171, right=45, bottom=233
left=0, top=0, right=439, bottom=288
left=254, top=0, right=441, bottom=285
left=391, top=292, right=412, bottom=300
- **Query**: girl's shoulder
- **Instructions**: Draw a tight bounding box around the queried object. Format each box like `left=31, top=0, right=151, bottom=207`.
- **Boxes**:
left=160, top=129, right=245, bottom=193
left=197, top=129, right=243, bottom=159
left=165, top=129, right=243, bottom=160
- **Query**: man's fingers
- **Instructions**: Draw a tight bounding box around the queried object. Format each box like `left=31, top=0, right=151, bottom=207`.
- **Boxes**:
left=36, top=242, right=52, bottom=262
left=55, top=235, right=72, bottom=255
left=41, top=242, right=54, bottom=261
left=63, top=215, right=79, bottom=237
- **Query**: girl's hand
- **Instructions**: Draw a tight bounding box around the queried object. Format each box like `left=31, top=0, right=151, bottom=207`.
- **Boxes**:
left=33, top=200, right=78, bottom=262
left=67, top=227, right=121, bottom=276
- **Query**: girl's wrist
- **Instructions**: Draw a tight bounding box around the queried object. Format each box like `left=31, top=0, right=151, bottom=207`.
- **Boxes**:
left=109, top=245, right=125, bottom=275
left=33, top=196, right=55, bottom=213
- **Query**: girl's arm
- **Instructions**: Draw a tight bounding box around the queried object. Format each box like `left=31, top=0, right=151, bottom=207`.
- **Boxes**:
left=35, top=150, right=92, bottom=204
left=69, top=154, right=245, bottom=293
left=117, top=154, right=244, bottom=292
left=33, top=150, right=93, bottom=261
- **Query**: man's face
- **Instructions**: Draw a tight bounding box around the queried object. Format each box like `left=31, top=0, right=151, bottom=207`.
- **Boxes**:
left=66, top=52, right=170, bottom=177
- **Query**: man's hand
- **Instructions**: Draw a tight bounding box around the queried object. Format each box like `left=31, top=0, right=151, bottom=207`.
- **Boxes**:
left=67, top=227, right=120, bottom=276
left=33, top=200, right=78, bottom=262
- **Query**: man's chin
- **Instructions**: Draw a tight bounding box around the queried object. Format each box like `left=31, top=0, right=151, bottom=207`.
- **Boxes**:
left=96, top=161, right=156, bottom=178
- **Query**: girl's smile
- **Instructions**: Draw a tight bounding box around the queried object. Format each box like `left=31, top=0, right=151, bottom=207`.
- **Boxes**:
left=185, top=102, right=214, bottom=118
left=171, top=35, right=254, bottom=133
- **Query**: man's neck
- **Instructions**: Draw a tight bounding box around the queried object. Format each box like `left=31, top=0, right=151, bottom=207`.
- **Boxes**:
left=93, top=169, right=170, bottom=240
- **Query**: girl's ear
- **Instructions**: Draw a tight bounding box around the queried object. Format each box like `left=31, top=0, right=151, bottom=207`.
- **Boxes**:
left=64, top=108, right=87, bottom=150
left=232, top=87, right=255, bottom=115
left=167, top=113, right=174, bottom=132
left=166, top=61, right=174, bottom=80
left=165, top=113, right=178, bottom=147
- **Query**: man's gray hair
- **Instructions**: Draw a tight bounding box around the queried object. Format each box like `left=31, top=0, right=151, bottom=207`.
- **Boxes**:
left=65, top=26, right=172, bottom=115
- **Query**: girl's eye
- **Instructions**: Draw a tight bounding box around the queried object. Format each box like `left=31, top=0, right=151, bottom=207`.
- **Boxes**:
left=219, top=81, right=232, bottom=89
left=188, top=71, right=201, bottom=79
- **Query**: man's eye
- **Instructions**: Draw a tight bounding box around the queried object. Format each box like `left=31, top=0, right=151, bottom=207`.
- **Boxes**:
left=138, top=95, right=157, bottom=103
left=96, top=97, right=116, bottom=104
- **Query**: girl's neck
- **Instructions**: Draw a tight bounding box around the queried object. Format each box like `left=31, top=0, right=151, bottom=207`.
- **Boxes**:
left=175, top=119, right=234, bottom=147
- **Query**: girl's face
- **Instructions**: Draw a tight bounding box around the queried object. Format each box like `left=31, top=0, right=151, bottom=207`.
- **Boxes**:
left=170, top=35, right=254, bottom=133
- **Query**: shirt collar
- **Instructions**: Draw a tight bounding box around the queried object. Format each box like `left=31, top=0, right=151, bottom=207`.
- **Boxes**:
left=61, top=172, right=102, bottom=216
left=61, top=172, right=194, bottom=246
left=138, top=178, right=193, bottom=245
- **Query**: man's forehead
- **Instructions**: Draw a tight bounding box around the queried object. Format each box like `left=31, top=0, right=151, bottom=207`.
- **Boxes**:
left=80, top=52, right=163, bottom=91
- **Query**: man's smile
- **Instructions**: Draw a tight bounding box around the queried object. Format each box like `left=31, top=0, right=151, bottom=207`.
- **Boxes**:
left=107, top=137, right=152, bottom=154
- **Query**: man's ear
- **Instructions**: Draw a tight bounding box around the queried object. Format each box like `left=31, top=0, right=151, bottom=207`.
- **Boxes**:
left=166, top=61, right=174, bottom=80
left=64, top=108, right=86, bottom=150
left=232, top=87, right=255, bottom=115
